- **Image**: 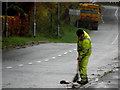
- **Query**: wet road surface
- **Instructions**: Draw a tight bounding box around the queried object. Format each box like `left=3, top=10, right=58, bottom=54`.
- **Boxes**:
left=2, top=6, right=119, bottom=88
left=88, top=70, right=119, bottom=88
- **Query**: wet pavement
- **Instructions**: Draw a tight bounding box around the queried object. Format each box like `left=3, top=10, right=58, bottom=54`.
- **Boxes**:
left=88, top=68, right=119, bottom=88
left=2, top=6, right=119, bottom=89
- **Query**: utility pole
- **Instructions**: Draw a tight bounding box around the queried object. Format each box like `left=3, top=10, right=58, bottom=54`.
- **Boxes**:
left=33, top=0, right=36, bottom=38
left=57, top=2, right=60, bottom=38
left=5, top=0, right=8, bottom=38
left=0, top=1, right=2, bottom=38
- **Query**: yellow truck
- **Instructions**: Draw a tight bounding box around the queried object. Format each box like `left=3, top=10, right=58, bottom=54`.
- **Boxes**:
left=77, top=3, right=101, bottom=30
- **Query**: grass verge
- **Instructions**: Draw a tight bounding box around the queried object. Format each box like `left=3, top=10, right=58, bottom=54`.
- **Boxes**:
left=2, top=25, right=90, bottom=48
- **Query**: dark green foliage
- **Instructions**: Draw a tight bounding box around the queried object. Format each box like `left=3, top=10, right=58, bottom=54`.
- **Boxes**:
left=2, top=2, right=85, bottom=38
left=7, top=4, right=25, bottom=19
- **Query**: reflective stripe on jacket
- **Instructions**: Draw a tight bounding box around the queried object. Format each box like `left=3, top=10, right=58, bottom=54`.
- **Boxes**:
left=77, top=31, right=92, bottom=56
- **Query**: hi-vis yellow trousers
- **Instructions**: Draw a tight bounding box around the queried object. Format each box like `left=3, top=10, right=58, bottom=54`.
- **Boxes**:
left=78, top=50, right=92, bottom=82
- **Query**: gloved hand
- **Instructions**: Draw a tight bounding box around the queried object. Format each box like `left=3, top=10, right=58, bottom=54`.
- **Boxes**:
left=77, top=56, right=82, bottom=61
left=77, top=56, right=80, bottom=60
left=77, top=56, right=81, bottom=68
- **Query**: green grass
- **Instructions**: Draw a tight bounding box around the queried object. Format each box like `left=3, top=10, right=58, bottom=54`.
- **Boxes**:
left=59, top=25, right=90, bottom=43
left=2, top=36, right=63, bottom=47
left=58, top=24, right=78, bottom=43
left=2, top=25, right=90, bottom=48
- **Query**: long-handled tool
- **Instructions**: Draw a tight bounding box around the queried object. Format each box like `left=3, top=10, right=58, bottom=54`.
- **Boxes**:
left=60, top=60, right=81, bottom=89
left=72, top=59, right=80, bottom=82
left=60, top=59, right=80, bottom=84
left=60, top=58, right=81, bottom=88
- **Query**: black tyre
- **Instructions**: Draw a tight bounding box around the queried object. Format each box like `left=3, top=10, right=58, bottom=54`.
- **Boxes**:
left=94, top=26, right=98, bottom=30
left=92, top=21, right=98, bottom=30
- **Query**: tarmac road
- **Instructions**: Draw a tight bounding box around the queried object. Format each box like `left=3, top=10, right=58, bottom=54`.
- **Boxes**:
left=2, top=6, right=119, bottom=88
left=87, top=6, right=119, bottom=89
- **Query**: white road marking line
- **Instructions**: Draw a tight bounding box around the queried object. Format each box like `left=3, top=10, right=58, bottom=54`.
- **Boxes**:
left=18, top=64, right=23, bottom=67
left=44, top=59, right=49, bottom=61
left=69, top=50, right=72, bottom=52
left=112, top=34, right=118, bottom=44
left=58, top=54, right=62, bottom=57
left=101, top=15, right=104, bottom=23
left=6, top=66, right=13, bottom=69
left=5, top=49, right=76, bottom=69
left=36, top=61, right=41, bottom=63
left=28, top=62, right=33, bottom=65
left=74, top=49, right=77, bottom=51
left=115, top=7, right=118, bottom=20
left=115, top=68, right=119, bottom=71
left=93, top=30, right=98, bottom=32
left=64, top=52, right=67, bottom=55
left=52, top=57, right=56, bottom=59
left=95, top=78, right=99, bottom=82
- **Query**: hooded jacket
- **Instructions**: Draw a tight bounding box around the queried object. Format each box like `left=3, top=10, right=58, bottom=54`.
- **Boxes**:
left=77, top=31, right=92, bottom=56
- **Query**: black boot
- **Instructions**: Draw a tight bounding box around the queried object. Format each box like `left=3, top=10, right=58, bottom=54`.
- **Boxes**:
left=77, top=74, right=88, bottom=85
left=77, top=80, right=88, bottom=85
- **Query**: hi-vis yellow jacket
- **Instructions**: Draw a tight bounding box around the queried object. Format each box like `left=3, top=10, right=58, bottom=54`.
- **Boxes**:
left=77, top=31, right=92, bottom=57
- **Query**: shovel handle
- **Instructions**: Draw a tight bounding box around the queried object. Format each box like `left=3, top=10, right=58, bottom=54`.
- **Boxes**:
left=77, top=56, right=81, bottom=72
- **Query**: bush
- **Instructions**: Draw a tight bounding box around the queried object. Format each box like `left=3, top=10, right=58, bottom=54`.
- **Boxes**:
left=7, top=4, right=25, bottom=19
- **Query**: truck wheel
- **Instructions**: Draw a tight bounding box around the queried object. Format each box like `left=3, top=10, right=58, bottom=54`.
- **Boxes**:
left=92, top=26, right=98, bottom=30
left=92, top=22, right=98, bottom=30
left=94, top=26, right=98, bottom=30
